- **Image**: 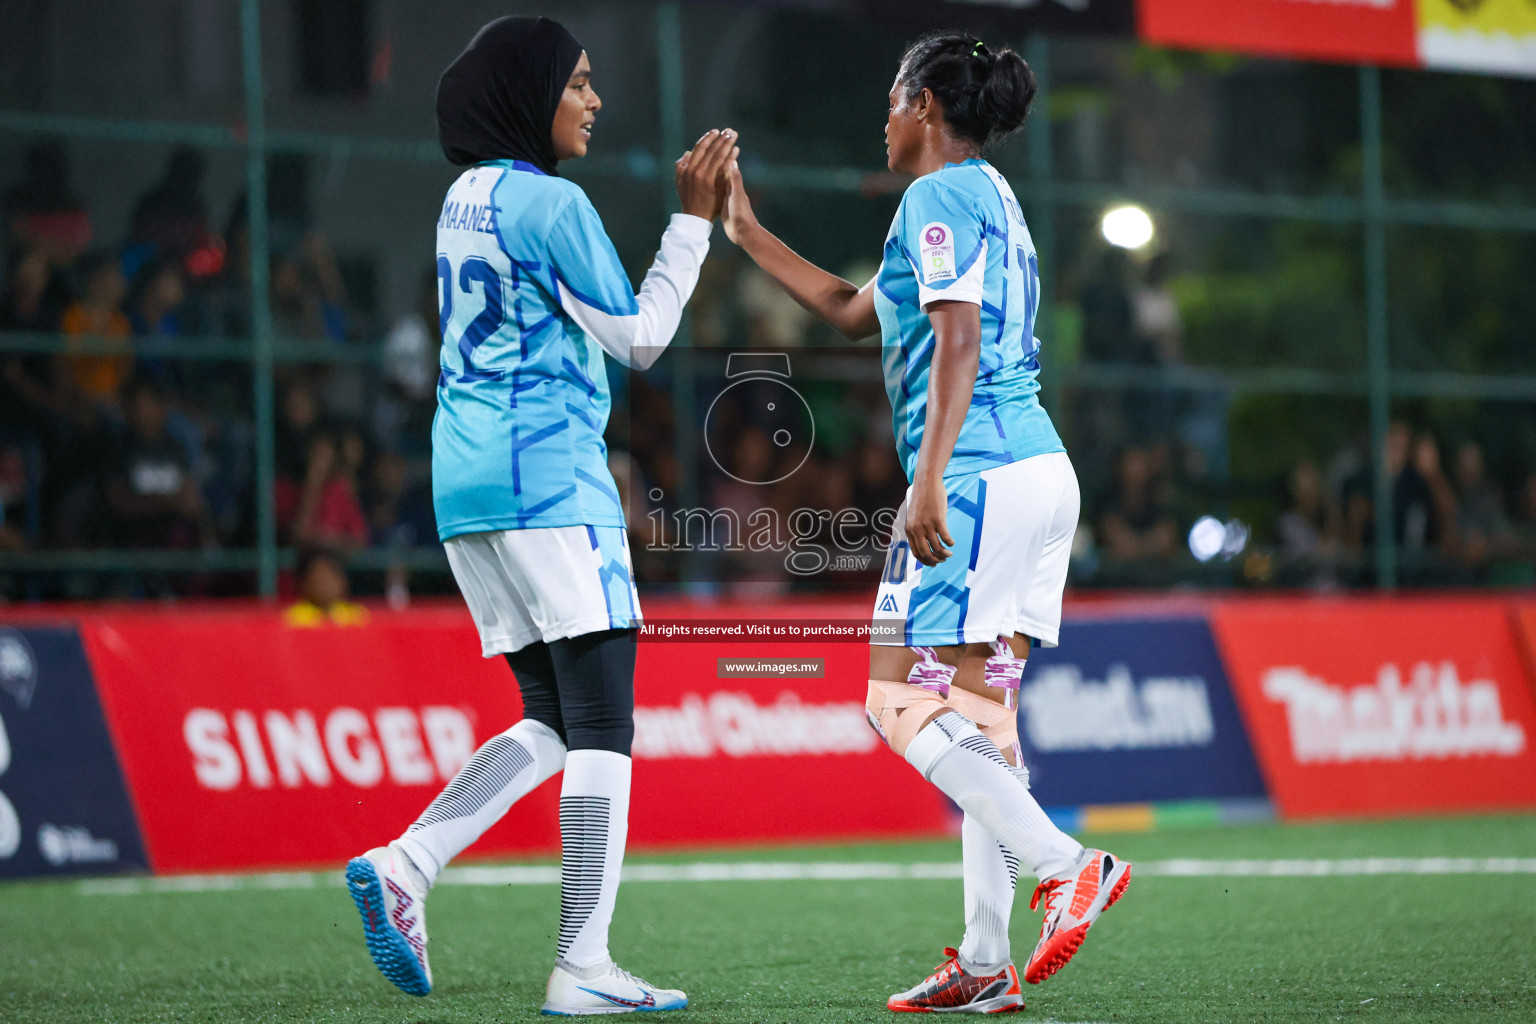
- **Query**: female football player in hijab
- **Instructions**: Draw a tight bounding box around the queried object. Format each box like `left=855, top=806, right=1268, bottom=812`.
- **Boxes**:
left=345, top=16, right=736, bottom=1015
left=719, top=31, right=1130, bottom=1014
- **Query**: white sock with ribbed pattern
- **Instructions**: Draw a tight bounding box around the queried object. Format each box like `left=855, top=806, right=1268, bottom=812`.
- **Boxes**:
left=555, top=749, right=632, bottom=970
left=394, top=718, right=566, bottom=887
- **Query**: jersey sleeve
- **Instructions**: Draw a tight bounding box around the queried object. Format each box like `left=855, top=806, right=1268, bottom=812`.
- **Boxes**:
left=900, top=178, right=987, bottom=309
left=543, top=191, right=710, bottom=370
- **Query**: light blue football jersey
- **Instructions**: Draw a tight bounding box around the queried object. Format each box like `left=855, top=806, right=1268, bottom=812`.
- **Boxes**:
left=873, top=158, right=1064, bottom=482
left=432, top=159, right=634, bottom=541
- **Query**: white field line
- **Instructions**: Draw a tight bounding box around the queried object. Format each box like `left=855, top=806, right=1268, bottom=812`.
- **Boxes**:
left=75, top=856, right=1536, bottom=895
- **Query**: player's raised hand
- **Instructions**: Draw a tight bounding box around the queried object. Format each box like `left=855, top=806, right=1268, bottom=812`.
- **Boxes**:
left=721, top=156, right=759, bottom=247
left=675, top=129, right=738, bottom=221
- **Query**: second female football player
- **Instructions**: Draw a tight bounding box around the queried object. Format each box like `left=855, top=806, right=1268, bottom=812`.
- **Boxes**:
left=721, top=31, right=1131, bottom=1015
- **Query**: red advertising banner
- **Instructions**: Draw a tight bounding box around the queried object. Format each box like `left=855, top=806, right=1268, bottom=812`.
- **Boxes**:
left=1210, top=597, right=1536, bottom=819
left=80, top=601, right=948, bottom=873
left=1515, top=602, right=1536, bottom=696
left=1137, top=0, right=1418, bottom=68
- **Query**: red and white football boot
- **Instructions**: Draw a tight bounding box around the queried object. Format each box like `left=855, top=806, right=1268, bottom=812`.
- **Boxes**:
left=1022, top=847, right=1132, bottom=985
left=887, top=948, right=1024, bottom=1014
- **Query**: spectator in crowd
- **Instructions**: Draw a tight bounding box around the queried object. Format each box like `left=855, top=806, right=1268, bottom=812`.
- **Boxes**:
left=277, top=424, right=369, bottom=552
left=270, top=232, right=349, bottom=344
left=1097, top=444, right=1178, bottom=562
left=189, top=192, right=253, bottom=338
left=365, top=448, right=434, bottom=549
left=1339, top=439, right=1374, bottom=558
left=275, top=379, right=320, bottom=484
left=2, top=140, right=91, bottom=268
left=0, top=244, right=69, bottom=334
left=285, top=546, right=368, bottom=627
left=1, top=246, right=77, bottom=444
left=1275, top=459, right=1342, bottom=587
left=365, top=448, right=435, bottom=608
left=1454, top=442, right=1515, bottom=567
left=1402, top=429, right=1458, bottom=558
left=128, top=147, right=211, bottom=260
left=59, top=250, right=132, bottom=407
left=1276, top=459, right=1341, bottom=559
left=103, top=377, right=210, bottom=550
left=1341, top=422, right=1461, bottom=577
left=125, top=254, right=187, bottom=338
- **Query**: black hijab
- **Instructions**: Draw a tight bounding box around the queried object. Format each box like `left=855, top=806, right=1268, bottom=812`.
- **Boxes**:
left=436, top=17, right=584, bottom=175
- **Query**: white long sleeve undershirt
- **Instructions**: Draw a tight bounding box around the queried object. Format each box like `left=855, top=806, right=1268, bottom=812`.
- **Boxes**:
left=557, top=213, right=712, bottom=370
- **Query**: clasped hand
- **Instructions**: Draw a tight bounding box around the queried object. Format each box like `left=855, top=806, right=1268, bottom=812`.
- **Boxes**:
left=674, top=129, right=739, bottom=221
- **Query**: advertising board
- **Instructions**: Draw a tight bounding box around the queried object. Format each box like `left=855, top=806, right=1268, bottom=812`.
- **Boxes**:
left=1017, top=615, right=1268, bottom=808
left=1210, top=598, right=1536, bottom=818
left=0, top=626, right=147, bottom=878
left=79, top=602, right=950, bottom=872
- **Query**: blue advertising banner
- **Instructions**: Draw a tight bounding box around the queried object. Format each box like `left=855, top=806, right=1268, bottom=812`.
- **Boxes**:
left=1016, top=616, right=1267, bottom=807
left=0, top=626, right=148, bottom=877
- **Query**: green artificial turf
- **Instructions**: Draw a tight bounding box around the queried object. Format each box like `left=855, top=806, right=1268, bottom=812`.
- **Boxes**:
left=3, top=815, right=1534, bottom=1023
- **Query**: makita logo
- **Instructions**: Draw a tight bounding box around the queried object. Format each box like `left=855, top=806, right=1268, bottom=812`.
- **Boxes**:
left=1017, top=664, right=1215, bottom=752
left=184, top=707, right=476, bottom=790
left=1261, top=662, right=1528, bottom=764
left=632, top=692, right=878, bottom=760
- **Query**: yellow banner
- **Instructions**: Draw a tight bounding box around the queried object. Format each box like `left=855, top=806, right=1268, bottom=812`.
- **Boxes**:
left=1417, top=0, right=1536, bottom=76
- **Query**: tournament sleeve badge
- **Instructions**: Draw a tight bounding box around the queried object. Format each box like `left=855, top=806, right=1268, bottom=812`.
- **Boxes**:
left=918, top=222, right=957, bottom=285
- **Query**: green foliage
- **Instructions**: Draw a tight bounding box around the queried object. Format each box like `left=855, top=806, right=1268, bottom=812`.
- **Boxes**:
left=1173, top=222, right=1364, bottom=372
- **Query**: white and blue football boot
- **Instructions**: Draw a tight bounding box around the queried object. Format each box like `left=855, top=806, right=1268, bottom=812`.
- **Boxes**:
left=346, top=844, right=432, bottom=996
left=542, top=958, right=688, bottom=1015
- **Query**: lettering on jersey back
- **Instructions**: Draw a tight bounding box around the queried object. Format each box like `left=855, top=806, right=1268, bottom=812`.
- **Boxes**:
left=436, top=200, right=499, bottom=235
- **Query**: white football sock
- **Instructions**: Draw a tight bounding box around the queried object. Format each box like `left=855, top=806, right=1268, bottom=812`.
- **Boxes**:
left=958, top=806, right=1020, bottom=972
left=394, top=718, right=566, bottom=886
left=907, top=713, right=1083, bottom=881
left=556, top=749, right=632, bottom=970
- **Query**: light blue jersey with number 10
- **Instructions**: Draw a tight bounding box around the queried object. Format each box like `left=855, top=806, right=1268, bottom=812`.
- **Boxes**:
left=432, top=159, right=658, bottom=541
left=873, top=158, right=1064, bottom=482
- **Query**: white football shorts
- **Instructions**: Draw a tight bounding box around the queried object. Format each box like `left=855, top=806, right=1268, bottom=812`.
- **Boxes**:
left=445, top=525, right=642, bottom=656
left=871, top=451, right=1079, bottom=649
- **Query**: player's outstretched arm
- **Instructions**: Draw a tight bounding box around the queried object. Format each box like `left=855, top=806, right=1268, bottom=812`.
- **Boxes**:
left=554, top=130, right=739, bottom=371
left=721, top=158, right=879, bottom=342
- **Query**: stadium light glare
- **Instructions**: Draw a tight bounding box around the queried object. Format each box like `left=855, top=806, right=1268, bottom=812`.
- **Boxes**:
left=1188, top=516, right=1226, bottom=562
left=1101, top=205, right=1155, bottom=249
left=1189, top=516, right=1251, bottom=562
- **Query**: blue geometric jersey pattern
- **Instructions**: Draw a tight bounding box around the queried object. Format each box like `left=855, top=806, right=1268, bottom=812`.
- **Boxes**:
left=872, top=158, right=1064, bottom=483
left=432, top=159, right=635, bottom=541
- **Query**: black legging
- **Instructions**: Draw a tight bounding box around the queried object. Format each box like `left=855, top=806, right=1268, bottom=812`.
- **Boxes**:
left=504, top=627, right=636, bottom=755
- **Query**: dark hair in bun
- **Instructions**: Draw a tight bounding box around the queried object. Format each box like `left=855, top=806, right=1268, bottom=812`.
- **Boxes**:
left=896, top=32, right=1036, bottom=151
